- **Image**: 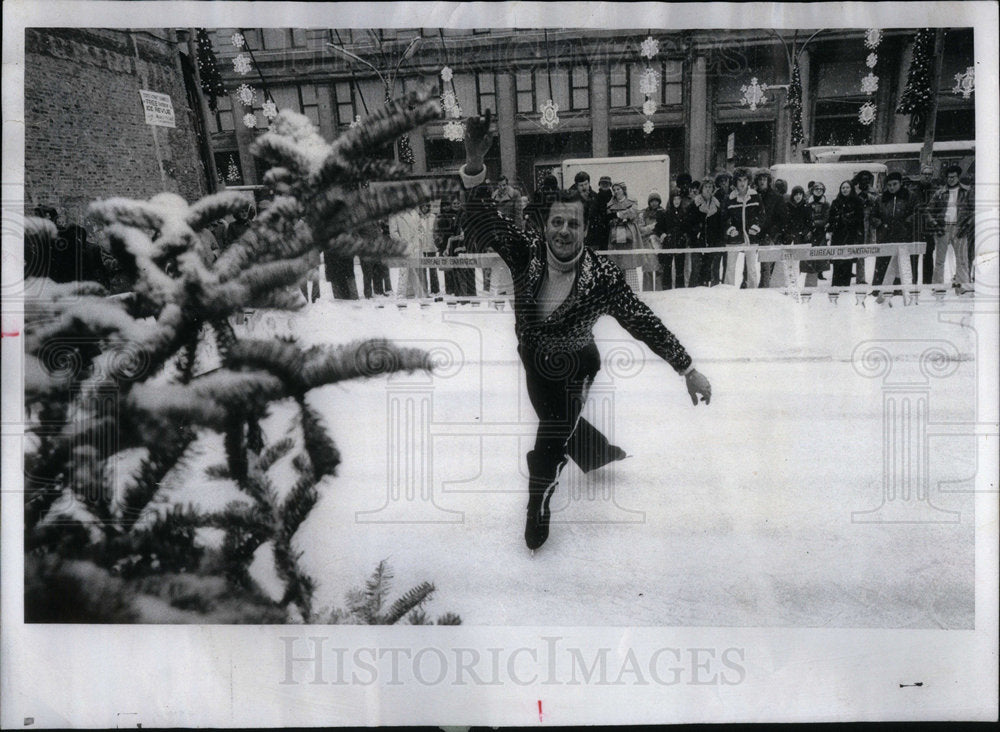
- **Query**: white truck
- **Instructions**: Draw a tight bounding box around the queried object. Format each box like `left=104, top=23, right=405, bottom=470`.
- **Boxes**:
left=562, top=155, right=671, bottom=208
left=769, top=162, right=887, bottom=197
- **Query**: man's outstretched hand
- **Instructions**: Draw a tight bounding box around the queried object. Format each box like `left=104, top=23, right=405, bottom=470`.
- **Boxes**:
left=685, top=369, right=711, bottom=405
left=463, top=110, right=494, bottom=175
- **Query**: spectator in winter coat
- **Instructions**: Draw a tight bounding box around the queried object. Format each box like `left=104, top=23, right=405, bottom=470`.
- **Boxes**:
left=693, top=178, right=724, bottom=286
left=826, top=180, right=866, bottom=287
left=852, top=170, right=878, bottom=284
left=802, top=182, right=831, bottom=287
left=754, top=171, right=787, bottom=287
left=457, top=111, right=710, bottom=551
left=639, top=191, right=666, bottom=290
left=525, top=174, right=562, bottom=236
left=774, top=178, right=789, bottom=200
left=657, top=191, right=696, bottom=289
left=871, top=172, right=916, bottom=293
left=606, top=182, right=644, bottom=249
left=586, top=176, right=614, bottom=251
left=723, top=169, right=763, bottom=288
left=493, top=176, right=524, bottom=228
left=926, top=164, right=974, bottom=291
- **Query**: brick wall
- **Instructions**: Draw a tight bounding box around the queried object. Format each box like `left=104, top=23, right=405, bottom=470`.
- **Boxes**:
left=24, top=28, right=209, bottom=231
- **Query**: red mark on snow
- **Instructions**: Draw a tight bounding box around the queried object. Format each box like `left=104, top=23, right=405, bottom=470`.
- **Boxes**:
left=538, top=700, right=543, bottom=722
left=0, top=331, right=19, bottom=338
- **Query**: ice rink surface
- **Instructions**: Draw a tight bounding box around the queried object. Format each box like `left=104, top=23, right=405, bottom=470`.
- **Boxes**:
left=174, top=286, right=981, bottom=628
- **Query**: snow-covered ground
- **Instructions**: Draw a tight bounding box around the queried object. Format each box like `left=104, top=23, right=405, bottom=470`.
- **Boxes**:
left=171, top=285, right=981, bottom=628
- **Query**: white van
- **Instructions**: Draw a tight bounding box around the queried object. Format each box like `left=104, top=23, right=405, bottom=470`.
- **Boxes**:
left=769, top=162, right=887, bottom=197
left=562, top=155, right=671, bottom=208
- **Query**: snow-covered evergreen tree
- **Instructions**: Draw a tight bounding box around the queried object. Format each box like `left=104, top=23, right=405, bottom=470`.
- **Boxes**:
left=23, top=89, right=459, bottom=623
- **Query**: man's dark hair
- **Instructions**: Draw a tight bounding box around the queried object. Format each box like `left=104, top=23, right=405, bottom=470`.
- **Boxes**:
left=886, top=171, right=903, bottom=183
left=574, top=171, right=590, bottom=184
left=945, top=164, right=963, bottom=177
left=540, top=188, right=586, bottom=223
left=733, top=168, right=751, bottom=182
left=676, top=172, right=693, bottom=188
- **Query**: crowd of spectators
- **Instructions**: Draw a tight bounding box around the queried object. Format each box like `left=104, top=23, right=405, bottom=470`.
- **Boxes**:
left=26, top=161, right=975, bottom=302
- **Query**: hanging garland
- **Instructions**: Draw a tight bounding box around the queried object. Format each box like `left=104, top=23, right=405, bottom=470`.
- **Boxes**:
left=787, top=59, right=805, bottom=148
left=539, top=30, right=559, bottom=131
left=639, top=34, right=659, bottom=135
left=195, top=28, right=226, bottom=113
left=896, top=28, right=936, bottom=137
left=858, top=29, right=882, bottom=126
left=231, top=29, right=278, bottom=128
left=440, top=65, right=464, bottom=142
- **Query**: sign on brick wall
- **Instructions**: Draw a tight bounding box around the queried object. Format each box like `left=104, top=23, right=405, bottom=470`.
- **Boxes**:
left=138, top=89, right=176, bottom=128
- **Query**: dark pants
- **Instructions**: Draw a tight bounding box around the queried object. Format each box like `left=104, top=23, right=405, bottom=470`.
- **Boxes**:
left=660, top=252, right=686, bottom=289
left=832, top=258, right=854, bottom=286
left=325, top=255, right=358, bottom=300
left=360, top=260, right=392, bottom=298
left=922, top=236, right=936, bottom=284
left=520, top=343, right=619, bottom=486
left=446, top=268, right=476, bottom=297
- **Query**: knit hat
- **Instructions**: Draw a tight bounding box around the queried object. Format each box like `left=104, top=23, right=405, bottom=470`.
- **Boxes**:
left=647, top=190, right=662, bottom=203
left=886, top=171, right=903, bottom=182
left=598, top=175, right=612, bottom=186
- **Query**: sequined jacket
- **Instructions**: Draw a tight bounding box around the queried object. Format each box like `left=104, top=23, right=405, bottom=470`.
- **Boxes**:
left=460, top=181, right=693, bottom=374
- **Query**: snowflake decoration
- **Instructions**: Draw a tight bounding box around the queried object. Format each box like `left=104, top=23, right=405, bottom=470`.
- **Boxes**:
left=440, top=66, right=453, bottom=82
left=640, top=36, right=659, bottom=59
left=740, top=77, right=769, bottom=111
left=236, top=83, right=256, bottom=107
left=861, top=72, right=879, bottom=95
left=952, top=66, right=975, bottom=98
left=233, top=53, right=252, bottom=75
left=643, top=119, right=655, bottom=135
left=866, top=53, right=878, bottom=69
left=858, top=101, right=877, bottom=126
left=539, top=98, right=559, bottom=130
left=864, top=29, right=883, bottom=49
left=441, top=90, right=457, bottom=113
left=231, top=32, right=246, bottom=49
left=443, top=119, right=465, bottom=141
left=262, top=99, right=278, bottom=120
left=638, top=67, right=660, bottom=96
left=642, top=99, right=657, bottom=116
left=448, top=103, right=463, bottom=119
left=242, top=112, right=257, bottom=129
left=349, top=115, right=362, bottom=128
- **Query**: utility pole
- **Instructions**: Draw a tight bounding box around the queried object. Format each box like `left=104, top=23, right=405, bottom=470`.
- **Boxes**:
left=919, top=29, right=946, bottom=172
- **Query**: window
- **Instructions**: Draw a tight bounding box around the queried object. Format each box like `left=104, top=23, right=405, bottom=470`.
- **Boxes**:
left=662, top=60, right=683, bottom=106
left=515, top=69, right=535, bottom=113
left=240, top=29, right=262, bottom=51
left=259, top=28, right=307, bottom=49
left=714, top=121, right=774, bottom=170
left=212, top=94, right=235, bottom=133
left=298, top=84, right=319, bottom=126
left=334, top=80, right=356, bottom=126
left=476, top=72, right=496, bottom=115
left=609, top=126, right=684, bottom=170
left=812, top=54, right=873, bottom=146
left=609, top=63, right=629, bottom=108
left=215, top=151, right=243, bottom=186
left=571, top=66, right=589, bottom=110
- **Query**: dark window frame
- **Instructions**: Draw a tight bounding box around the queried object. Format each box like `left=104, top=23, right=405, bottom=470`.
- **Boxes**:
left=515, top=68, right=536, bottom=113
left=609, top=62, right=630, bottom=108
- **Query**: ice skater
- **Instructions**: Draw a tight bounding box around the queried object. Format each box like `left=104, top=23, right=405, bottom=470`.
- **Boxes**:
left=457, top=112, right=712, bottom=551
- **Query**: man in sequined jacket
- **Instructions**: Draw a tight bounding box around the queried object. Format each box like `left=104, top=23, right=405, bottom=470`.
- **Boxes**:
left=458, top=112, right=712, bottom=552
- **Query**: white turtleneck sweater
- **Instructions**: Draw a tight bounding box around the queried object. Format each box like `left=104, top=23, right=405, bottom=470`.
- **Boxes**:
left=537, top=245, right=584, bottom=320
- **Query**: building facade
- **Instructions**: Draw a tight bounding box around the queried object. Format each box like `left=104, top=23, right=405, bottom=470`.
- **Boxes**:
left=205, top=27, right=975, bottom=192
left=25, top=28, right=213, bottom=227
